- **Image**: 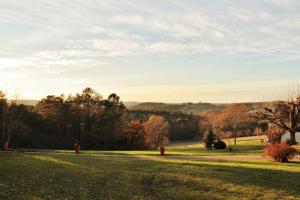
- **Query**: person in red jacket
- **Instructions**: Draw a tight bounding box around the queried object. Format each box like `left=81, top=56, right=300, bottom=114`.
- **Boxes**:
left=75, top=142, right=80, bottom=154
left=2, top=140, right=8, bottom=151
left=160, top=146, right=165, bottom=156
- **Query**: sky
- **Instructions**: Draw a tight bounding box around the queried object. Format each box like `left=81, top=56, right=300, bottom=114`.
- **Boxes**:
left=0, top=0, right=300, bottom=103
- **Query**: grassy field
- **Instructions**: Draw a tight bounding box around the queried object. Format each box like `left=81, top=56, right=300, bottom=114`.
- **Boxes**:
left=0, top=138, right=299, bottom=200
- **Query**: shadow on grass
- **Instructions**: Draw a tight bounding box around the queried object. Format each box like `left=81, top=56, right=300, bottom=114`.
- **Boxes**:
left=32, top=152, right=300, bottom=197
left=1, top=152, right=299, bottom=199
left=124, top=155, right=300, bottom=198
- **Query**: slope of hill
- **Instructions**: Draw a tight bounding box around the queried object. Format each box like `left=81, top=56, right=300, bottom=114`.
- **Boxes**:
left=126, top=102, right=225, bottom=114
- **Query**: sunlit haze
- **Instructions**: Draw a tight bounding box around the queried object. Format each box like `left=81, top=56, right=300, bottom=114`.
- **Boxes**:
left=1, top=0, right=300, bottom=103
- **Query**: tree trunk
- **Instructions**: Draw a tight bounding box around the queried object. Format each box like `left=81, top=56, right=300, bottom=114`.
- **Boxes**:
left=1, top=121, right=4, bottom=142
left=234, top=132, right=237, bottom=145
left=289, top=103, right=297, bottom=145
left=233, top=128, right=237, bottom=145
left=289, top=130, right=297, bottom=145
left=78, top=123, right=81, bottom=143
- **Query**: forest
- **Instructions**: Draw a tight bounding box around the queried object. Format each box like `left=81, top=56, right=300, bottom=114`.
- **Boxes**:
left=0, top=87, right=262, bottom=150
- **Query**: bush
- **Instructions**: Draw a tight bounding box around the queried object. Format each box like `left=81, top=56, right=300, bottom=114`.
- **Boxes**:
left=213, top=140, right=227, bottom=149
left=204, top=129, right=216, bottom=149
left=264, top=143, right=297, bottom=163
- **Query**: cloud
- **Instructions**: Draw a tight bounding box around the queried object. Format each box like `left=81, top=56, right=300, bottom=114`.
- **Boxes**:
left=0, top=0, right=300, bottom=101
left=1, top=0, right=300, bottom=57
left=0, top=49, right=107, bottom=77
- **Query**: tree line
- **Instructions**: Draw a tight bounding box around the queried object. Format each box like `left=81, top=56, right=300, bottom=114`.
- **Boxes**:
left=0, top=88, right=192, bottom=150
left=125, top=110, right=200, bottom=141
left=0, top=88, right=265, bottom=150
left=199, top=103, right=266, bottom=144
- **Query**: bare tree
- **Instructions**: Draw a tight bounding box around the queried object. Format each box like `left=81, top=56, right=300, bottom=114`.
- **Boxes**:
left=257, top=98, right=300, bottom=145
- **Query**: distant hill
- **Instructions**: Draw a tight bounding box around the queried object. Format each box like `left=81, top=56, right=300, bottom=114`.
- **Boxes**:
left=8, top=100, right=262, bottom=114
left=123, top=101, right=141, bottom=107
left=126, top=102, right=225, bottom=114
left=8, top=100, right=39, bottom=106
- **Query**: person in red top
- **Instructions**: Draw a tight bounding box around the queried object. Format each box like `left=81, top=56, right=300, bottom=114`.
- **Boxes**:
left=2, top=140, right=8, bottom=151
left=75, top=142, right=80, bottom=154
left=160, top=146, right=165, bottom=156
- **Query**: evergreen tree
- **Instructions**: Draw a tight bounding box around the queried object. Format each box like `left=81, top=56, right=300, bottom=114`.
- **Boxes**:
left=204, top=129, right=215, bottom=149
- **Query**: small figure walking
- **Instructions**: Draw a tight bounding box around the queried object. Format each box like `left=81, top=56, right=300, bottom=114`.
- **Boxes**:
left=160, top=146, right=165, bottom=156
left=75, top=143, right=80, bottom=154
left=2, top=142, right=8, bottom=151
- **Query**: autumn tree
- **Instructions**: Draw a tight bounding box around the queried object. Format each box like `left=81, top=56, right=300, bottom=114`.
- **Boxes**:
left=199, top=111, right=221, bottom=137
left=144, top=115, right=169, bottom=149
left=216, top=104, right=250, bottom=145
left=35, top=95, right=70, bottom=138
left=125, top=110, right=201, bottom=141
left=257, top=98, right=300, bottom=145
left=123, top=120, right=146, bottom=149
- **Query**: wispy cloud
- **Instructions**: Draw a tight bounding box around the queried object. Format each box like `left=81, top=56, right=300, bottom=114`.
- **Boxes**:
left=1, top=0, right=300, bottom=57
left=0, top=0, right=299, bottom=101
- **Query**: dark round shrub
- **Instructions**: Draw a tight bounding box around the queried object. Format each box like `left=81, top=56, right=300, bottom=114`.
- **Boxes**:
left=213, top=140, right=227, bottom=149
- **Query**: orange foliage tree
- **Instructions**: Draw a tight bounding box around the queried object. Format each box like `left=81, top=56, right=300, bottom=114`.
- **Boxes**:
left=199, top=111, right=221, bottom=137
left=124, top=120, right=146, bottom=149
left=144, top=115, right=169, bottom=150
left=215, top=104, right=250, bottom=145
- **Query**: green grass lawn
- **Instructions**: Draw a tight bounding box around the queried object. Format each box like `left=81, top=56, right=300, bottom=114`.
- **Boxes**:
left=0, top=139, right=299, bottom=200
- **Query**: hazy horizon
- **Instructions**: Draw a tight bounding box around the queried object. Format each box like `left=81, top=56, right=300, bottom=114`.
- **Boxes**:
left=8, top=99, right=264, bottom=105
left=1, top=0, right=300, bottom=103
